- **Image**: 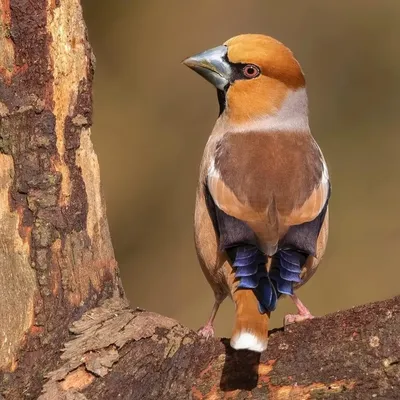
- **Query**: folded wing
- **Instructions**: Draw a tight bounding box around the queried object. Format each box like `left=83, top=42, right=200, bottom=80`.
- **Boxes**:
left=207, top=130, right=329, bottom=255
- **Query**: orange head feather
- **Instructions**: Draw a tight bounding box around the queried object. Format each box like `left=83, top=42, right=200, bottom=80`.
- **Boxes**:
left=183, top=34, right=306, bottom=125
left=224, top=34, right=305, bottom=124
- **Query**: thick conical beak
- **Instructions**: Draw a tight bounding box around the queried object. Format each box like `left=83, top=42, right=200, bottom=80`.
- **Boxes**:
left=182, top=45, right=231, bottom=90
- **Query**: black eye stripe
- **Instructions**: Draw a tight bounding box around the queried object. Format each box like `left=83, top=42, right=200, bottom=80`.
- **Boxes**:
left=222, top=53, right=261, bottom=81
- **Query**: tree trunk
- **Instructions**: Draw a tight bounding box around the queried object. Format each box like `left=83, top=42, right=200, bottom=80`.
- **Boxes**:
left=0, top=0, right=122, bottom=397
left=0, top=1, right=399, bottom=400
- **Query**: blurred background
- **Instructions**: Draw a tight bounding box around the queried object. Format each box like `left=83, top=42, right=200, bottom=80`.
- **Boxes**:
left=81, top=0, right=400, bottom=336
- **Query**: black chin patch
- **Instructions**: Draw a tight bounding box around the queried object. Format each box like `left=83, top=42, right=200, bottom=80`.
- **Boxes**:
left=217, top=88, right=227, bottom=116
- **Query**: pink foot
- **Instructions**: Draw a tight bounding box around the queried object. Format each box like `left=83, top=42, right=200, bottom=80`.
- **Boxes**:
left=284, top=313, right=314, bottom=327
left=284, top=294, right=315, bottom=327
left=197, top=324, right=215, bottom=339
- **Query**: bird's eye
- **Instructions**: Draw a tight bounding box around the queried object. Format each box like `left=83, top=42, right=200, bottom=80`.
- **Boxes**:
left=243, top=64, right=260, bottom=79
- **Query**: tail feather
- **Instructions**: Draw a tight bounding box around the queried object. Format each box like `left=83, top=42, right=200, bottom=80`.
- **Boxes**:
left=228, top=246, right=307, bottom=352
left=230, top=289, right=269, bottom=353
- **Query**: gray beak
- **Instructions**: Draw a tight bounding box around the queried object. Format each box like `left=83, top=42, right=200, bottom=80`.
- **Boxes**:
left=182, top=45, right=232, bottom=90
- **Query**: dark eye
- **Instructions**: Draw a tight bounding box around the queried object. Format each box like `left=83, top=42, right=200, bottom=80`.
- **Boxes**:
left=243, top=64, right=260, bottom=79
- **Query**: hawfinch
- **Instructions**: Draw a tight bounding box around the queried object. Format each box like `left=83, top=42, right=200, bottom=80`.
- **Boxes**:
left=183, top=34, right=330, bottom=353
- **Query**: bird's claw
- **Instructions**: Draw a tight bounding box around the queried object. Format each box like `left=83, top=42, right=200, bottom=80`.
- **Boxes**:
left=197, top=324, right=215, bottom=339
left=284, top=313, right=314, bottom=328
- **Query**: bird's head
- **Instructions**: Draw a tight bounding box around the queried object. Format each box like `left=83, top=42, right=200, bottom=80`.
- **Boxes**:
left=183, top=34, right=307, bottom=129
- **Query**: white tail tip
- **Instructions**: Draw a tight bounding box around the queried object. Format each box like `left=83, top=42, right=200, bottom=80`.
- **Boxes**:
left=230, top=332, right=268, bottom=353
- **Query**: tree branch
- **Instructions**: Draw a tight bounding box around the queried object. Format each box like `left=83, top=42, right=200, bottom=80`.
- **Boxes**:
left=37, top=295, right=399, bottom=399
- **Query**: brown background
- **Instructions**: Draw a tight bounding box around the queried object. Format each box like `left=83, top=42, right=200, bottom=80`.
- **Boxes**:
left=81, top=1, right=400, bottom=336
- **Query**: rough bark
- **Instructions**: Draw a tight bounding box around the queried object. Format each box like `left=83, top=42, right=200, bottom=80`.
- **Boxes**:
left=38, top=295, right=400, bottom=400
left=0, top=1, right=399, bottom=400
left=0, top=0, right=122, bottom=397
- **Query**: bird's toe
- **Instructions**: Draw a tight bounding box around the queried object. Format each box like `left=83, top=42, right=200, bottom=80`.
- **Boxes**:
left=284, top=313, right=314, bottom=328
left=197, top=324, right=215, bottom=339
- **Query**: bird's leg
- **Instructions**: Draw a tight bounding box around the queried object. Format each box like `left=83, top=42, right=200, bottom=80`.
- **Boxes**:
left=284, top=293, right=314, bottom=327
left=198, top=298, right=222, bottom=339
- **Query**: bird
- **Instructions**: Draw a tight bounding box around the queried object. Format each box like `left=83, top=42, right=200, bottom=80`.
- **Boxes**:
left=183, top=34, right=330, bottom=353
